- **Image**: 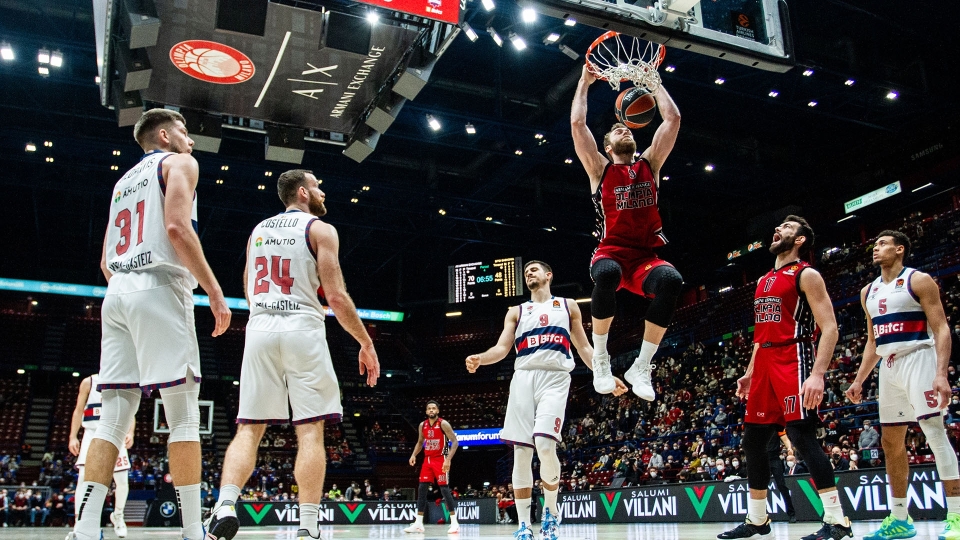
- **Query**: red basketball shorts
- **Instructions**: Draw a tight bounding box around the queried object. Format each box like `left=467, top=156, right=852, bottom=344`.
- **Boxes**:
left=745, top=346, right=814, bottom=425
left=419, top=455, right=448, bottom=485
left=591, top=246, right=673, bottom=299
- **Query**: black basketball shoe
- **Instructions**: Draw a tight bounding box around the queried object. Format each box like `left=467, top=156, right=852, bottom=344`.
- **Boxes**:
left=717, top=518, right=772, bottom=539
left=799, top=520, right=854, bottom=540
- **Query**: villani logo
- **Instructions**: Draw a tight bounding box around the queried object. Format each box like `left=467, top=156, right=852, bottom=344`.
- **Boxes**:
left=599, top=492, right=621, bottom=520
left=255, top=237, right=263, bottom=247
left=796, top=477, right=840, bottom=516
left=684, top=485, right=714, bottom=519
left=244, top=503, right=272, bottom=524
left=339, top=503, right=366, bottom=523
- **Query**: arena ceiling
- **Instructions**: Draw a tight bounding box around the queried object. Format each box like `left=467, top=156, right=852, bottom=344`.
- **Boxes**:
left=1, top=0, right=959, bottom=312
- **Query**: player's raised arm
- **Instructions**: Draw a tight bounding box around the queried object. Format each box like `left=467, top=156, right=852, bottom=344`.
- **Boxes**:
left=912, top=271, right=953, bottom=408
left=798, top=268, right=838, bottom=409
left=465, top=306, right=520, bottom=372
left=312, top=220, right=380, bottom=387
left=572, top=65, right=610, bottom=191
left=566, top=299, right=627, bottom=395
left=639, top=85, right=680, bottom=176
left=846, top=285, right=883, bottom=404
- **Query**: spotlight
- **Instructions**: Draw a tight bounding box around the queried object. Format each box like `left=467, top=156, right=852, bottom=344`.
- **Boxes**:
left=50, top=50, right=63, bottom=67
left=45, top=157, right=54, bottom=163
left=564, top=158, right=572, bottom=164
left=509, top=33, right=526, bottom=51
left=664, top=65, right=676, bottom=72
left=545, top=33, right=560, bottom=43
left=662, top=176, right=670, bottom=180
left=221, top=165, right=229, bottom=170
left=427, top=114, right=442, bottom=131
left=38, top=48, right=50, bottom=64
left=25, top=143, right=36, bottom=152
left=521, top=7, right=536, bottom=23
left=844, top=79, right=855, bottom=86
left=481, top=0, right=494, bottom=11
left=38, top=66, right=49, bottom=76
left=17, top=369, right=25, bottom=375
left=534, top=133, right=543, bottom=139
left=802, top=69, right=814, bottom=76
left=110, top=165, right=119, bottom=171
left=233, top=380, right=240, bottom=386
left=446, top=311, right=462, bottom=317
left=257, top=184, right=266, bottom=190
left=564, top=18, right=576, bottom=26
left=465, top=123, right=476, bottom=134
left=714, top=78, right=724, bottom=85
left=704, top=164, right=714, bottom=171
left=365, top=11, right=379, bottom=24
left=351, top=198, right=359, bottom=203
left=438, top=208, right=446, bottom=215
left=886, top=90, right=898, bottom=100
left=362, top=186, right=370, bottom=191
left=488, top=27, right=503, bottom=47
left=807, top=101, right=817, bottom=107
left=44, top=141, right=52, bottom=147
left=515, top=149, right=523, bottom=155
left=216, top=179, right=224, bottom=184
left=72, top=372, right=80, bottom=377
left=461, top=22, right=478, bottom=42
left=485, top=216, right=493, bottom=221
left=768, top=90, right=778, bottom=97
left=264, top=171, right=273, bottom=177
left=113, top=150, right=121, bottom=156
left=95, top=75, right=101, bottom=84
left=0, top=42, right=13, bottom=61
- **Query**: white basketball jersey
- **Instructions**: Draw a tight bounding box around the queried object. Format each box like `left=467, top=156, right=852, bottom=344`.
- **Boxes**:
left=247, top=210, right=325, bottom=322
left=82, top=374, right=102, bottom=429
left=104, top=151, right=196, bottom=282
left=865, top=268, right=935, bottom=358
left=514, top=297, right=575, bottom=372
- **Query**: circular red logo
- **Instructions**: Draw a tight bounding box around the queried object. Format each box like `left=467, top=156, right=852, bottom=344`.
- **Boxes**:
left=169, top=40, right=255, bottom=84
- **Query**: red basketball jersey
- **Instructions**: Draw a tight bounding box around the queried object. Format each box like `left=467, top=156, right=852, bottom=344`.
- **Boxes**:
left=753, top=261, right=818, bottom=346
left=592, top=158, right=667, bottom=256
left=421, top=418, right=447, bottom=458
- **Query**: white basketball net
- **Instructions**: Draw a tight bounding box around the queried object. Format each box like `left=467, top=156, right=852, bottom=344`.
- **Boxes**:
left=586, top=33, right=664, bottom=93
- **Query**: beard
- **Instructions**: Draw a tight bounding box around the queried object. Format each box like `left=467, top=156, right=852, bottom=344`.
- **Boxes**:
left=526, top=278, right=542, bottom=291
left=769, top=234, right=796, bottom=255
left=427, top=412, right=438, bottom=419
left=612, top=138, right=637, bottom=157
left=308, top=192, right=327, bottom=217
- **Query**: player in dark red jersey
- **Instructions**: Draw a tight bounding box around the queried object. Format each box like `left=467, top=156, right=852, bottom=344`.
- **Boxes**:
left=405, top=401, right=459, bottom=534
left=571, top=66, right=683, bottom=401
left=718, top=216, right=852, bottom=540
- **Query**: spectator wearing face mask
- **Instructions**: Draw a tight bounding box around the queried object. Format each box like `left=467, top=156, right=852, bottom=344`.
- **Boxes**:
left=644, top=467, right=666, bottom=485
left=714, top=461, right=728, bottom=482
left=858, top=420, right=880, bottom=450
left=847, top=450, right=860, bottom=470
left=948, top=396, right=960, bottom=425
left=727, top=458, right=744, bottom=479
left=830, top=448, right=849, bottom=471
left=785, top=456, right=807, bottom=475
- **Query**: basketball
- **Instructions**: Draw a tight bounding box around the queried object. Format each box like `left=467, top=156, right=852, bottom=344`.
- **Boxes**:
left=615, top=86, right=657, bottom=129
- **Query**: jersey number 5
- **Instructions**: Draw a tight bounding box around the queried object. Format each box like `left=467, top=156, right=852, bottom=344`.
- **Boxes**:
left=114, top=200, right=145, bottom=255
left=878, top=298, right=887, bottom=315
left=254, top=256, right=295, bottom=294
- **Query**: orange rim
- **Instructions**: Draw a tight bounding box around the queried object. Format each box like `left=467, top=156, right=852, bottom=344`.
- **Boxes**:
left=584, top=31, right=666, bottom=82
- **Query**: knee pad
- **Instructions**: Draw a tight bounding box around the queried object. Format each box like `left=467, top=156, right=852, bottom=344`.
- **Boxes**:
left=590, top=259, right=622, bottom=319
left=159, top=376, right=201, bottom=443
left=94, top=389, right=141, bottom=451
left=512, top=445, right=535, bottom=489
left=919, top=416, right=959, bottom=480
left=643, top=266, right=683, bottom=328
left=535, top=437, right=561, bottom=485
left=787, top=421, right=836, bottom=490
left=742, top=424, right=777, bottom=490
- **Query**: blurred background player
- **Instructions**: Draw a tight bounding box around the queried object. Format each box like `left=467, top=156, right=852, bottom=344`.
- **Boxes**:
left=847, top=230, right=960, bottom=540
left=466, top=260, right=626, bottom=540
left=405, top=401, right=459, bottom=534
left=571, top=65, right=683, bottom=401
left=720, top=216, right=852, bottom=540
left=69, top=373, right=133, bottom=538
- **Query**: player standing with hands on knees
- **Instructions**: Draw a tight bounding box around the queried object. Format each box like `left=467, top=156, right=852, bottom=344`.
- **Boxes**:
left=571, top=64, right=683, bottom=401
left=404, top=401, right=459, bottom=534
left=846, top=230, right=960, bottom=540
left=465, top=260, right=626, bottom=540
left=719, top=216, right=853, bottom=540
left=69, top=108, right=232, bottom=540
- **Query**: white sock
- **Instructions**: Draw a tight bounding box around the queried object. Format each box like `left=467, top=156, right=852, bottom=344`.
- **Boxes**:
left=748, top=497, right=767, bottom=525
left=176, top=483, right=203, bottom=537
left=890, top=497, right=908, bottom=520
left=299, top=503, right=319, bottom=536
left=414, top=513, right=424, bottom=525
left=516, top=497, right=532, bottom=527
left=948, top=496, right=960, bottom=515
left=543, top=487, right=559, bottom=519
left=217, top=484, right=241, bottom=507
left=820, top=490, right=845, bottom=525
left=113, top=471, right=128, bottom=514
left=635, top=340, right=658, bottom=366
left=593, top=333, right=608, bottom=356
left=74, top=482, right=108, bottom=539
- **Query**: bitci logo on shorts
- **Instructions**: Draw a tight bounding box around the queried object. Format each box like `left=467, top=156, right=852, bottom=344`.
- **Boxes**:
left=170, top=40, right=255, bottom=84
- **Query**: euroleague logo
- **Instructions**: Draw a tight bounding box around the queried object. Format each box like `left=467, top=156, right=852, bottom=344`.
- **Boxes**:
left=170, top=40, right=255, bottom=84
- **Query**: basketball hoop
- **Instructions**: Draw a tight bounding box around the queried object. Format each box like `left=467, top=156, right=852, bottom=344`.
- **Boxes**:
left=585, top=32, right=666, bottom=93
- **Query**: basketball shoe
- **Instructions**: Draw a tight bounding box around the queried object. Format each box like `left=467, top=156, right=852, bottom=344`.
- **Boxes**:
left=514, top=522, right=534, bottom=540
left=110, top=511, right=127, bottom=538
left=863, top=515, right=916, bottom=540
left=297, top=530, right=323, bottom=539
left=939, top=512, right=960, bottom=540
left=591, top=351, right=617, bottom=394
left=716, top=517, right=771, bottom=539
left=624, top=356, right=656, bottom=401
left=799, top=518, right=854, bottom=540
left=403, top=521, right=425, bottom=533
left=203, top=502, right=239, bottom=540
left=540, top=508, right=560, bottom=540
left=64, top=532, right=104, bottom=540
left=447, top=516, right=460, bottom=534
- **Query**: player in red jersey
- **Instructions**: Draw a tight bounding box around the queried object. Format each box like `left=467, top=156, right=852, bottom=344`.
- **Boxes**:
left=571, top=66, right=683, bottom=401
left=405, top=401, right=459, bottom=534
left=719, top=216, right=852, bottom=540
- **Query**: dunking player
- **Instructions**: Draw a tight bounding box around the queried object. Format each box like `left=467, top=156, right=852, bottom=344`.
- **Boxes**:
left=205, top=169, right=380, bottom=540
left=69, top=374, right=134, bottom=538
left=404, top=401, right=460, bottom=534
left=719, top=216, right=853, bottom=540
left=846, top=230, right=960, bottom=540
left=571, top=65, right=684, bottom=401
left=466, top=261, right=627, bottom=540
left=69, top=109, right=232, bottom=540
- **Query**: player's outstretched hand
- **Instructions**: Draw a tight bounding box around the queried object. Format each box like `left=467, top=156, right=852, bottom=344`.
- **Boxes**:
left=612, top=377, right=628, bottom=397
left=735, top=375, right=751, bottom=399
left=359, top=343, right=380, bottom=387
left=845, top=380, right=863, bottom=404
left=933, top=375, right=952, bottom=409
left=581, top=64, right=597, bottom=85
left=209, top=293, right=232, bottom=337
left=465, top=354, right=482, bottom=373
left=68, top=437, right=80, bottom=457
left=800, top=374, right=825, bottom=410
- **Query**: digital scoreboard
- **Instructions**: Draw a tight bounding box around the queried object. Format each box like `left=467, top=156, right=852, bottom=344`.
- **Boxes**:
left=448, top=257, right=525, bottom=303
